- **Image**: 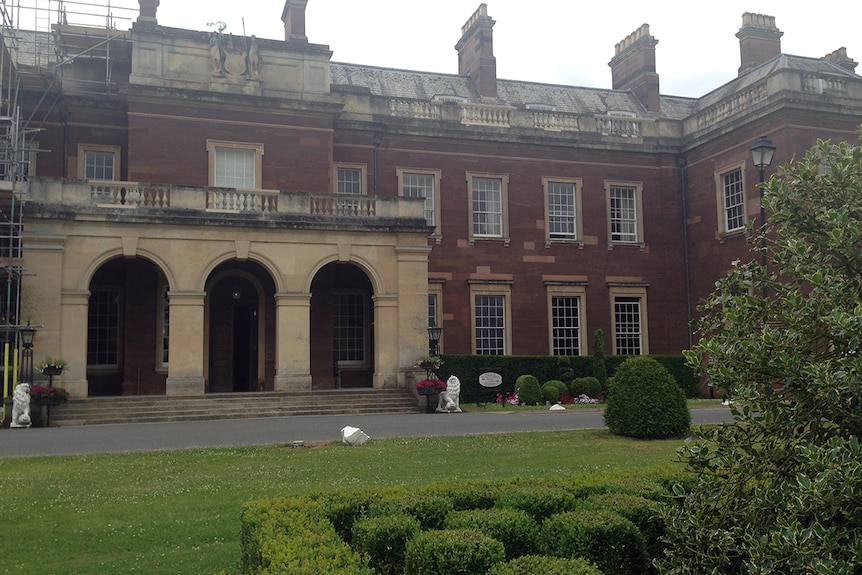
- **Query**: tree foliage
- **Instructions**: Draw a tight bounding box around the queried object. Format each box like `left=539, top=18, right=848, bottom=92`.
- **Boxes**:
left=660, top=137, right=862, bottom=574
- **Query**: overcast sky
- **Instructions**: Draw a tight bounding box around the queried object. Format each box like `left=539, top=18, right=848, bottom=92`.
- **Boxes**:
left=49, top=1, right=862, bottom=97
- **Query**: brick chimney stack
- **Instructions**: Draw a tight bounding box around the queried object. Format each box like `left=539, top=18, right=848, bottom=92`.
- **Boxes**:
left=282, top=0, right=308, bottom=43
left=456, top=4, right=497, bottom=98
left=137, top=0, right=159, bottom=24
left=736, top=13, right=782, bottom=76
left=609, top=24, right=660, bottom=112
left=824, top=47, right=858, bottom=73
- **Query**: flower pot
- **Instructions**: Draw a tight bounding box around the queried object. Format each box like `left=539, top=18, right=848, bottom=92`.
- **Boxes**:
left=417, top=388, right=439, bottom=396
left=41, top=365, right=64, bottom=376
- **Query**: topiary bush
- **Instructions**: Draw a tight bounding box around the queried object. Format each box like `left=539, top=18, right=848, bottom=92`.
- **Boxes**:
left=540, top=507, right=649, bottom=575
left=366, top=493, right=453, bottom=530
left=489, top=555, right=604, bottom=575
left=404, top=529, right=505, bottom=575
left=514, top=375, right=542, bottom=405
left=584, top=493, right=666, bottom=574
left=352, top=514, right=421, bottom=575
left=603, top=356, right=690, bottom=439
left=570, top=377, right=600, bottom=397
left=541, top=381, right=561, bottom=403
left=445, top=507, right=539, bottom=560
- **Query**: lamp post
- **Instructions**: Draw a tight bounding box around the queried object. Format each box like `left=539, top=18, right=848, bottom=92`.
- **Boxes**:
left=751, top=135, right=776, bottom=296
left=427, top=326, right=442, bottom=357
left=19, top=320, right=36, bottom=384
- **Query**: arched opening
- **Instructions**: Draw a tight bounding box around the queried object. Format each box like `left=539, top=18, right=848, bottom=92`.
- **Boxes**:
left=205, top=261, right=276, bottom=393
left=87, top=257, right=169, bottom=396
left=310, top=262, right=374, bottom=389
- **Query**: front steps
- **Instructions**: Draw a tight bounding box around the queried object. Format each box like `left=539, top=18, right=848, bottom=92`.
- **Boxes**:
left=46, top=388, right=420, bottom=427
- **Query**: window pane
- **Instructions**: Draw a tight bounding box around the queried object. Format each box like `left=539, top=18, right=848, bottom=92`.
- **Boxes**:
left=614, top=296, right=642, bottom=355
left=334, top=293, right=365, bottom=362
left=215, top=147, right=256, bottom=189
left=88, top=288, right=120, bottom=366
left=85, top=151, right=115, bottom=180
left=337, top=168, right=363, bottom=194
left=610, top=186, right=637, bottom=242
left=428, top=293, right=438, bottom=328
left=723, top=169, right=745, bottom=231
left=402, top=173, right=435, bottom=226
left=472, top=178, right=502, bottom=237
left=548, top=182, right=576, bottom=239
left=475, top=294, right=505, bottom=355
left=552, top=296, right=580, bottom=355
left=161, top=285, right=170, bottom=365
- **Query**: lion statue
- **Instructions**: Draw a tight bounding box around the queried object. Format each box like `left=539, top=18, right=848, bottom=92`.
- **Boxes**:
left=10, top=382, right=32, bottom=428
left=436, top=375, right=462, bottom=413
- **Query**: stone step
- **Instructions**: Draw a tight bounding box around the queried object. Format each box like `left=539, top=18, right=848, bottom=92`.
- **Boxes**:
left=46, top=389, right=421, bottom=427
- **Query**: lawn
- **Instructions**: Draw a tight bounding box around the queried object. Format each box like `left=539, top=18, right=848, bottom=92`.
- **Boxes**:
left=0, top=429, right=685, bottom=574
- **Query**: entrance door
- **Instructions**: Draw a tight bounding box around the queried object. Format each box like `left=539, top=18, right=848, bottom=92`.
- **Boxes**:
left=208, top=277, right=259, bottom=392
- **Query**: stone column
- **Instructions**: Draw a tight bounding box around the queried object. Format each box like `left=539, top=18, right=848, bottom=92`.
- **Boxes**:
left=165, top=291, right=206, bottom=395
left=372, top=294, right=399, bottom=388
left=274, top=292, right=312, bottom=390
left=59, top=290, right=90, bottom=399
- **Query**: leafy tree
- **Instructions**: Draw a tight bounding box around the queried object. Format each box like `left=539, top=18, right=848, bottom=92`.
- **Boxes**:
left=660, top=137, right=862, bottom=574
left=593, top=329, right=608, bottom=387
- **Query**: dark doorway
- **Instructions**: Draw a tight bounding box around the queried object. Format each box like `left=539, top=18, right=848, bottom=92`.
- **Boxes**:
left=208, top=276, right=259, bottom=392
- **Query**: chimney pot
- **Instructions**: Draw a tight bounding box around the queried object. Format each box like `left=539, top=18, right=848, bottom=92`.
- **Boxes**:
left=608, top=24, right=660, bottom=112
left=736, top=12, right=782, bottom=76
left=137, top=0, right=159, bottom=24
left=455, top=4, right=497, bottom=98
left=824, top=47, right=858, bottom=73
left=282, top=0, right=308, bottom=43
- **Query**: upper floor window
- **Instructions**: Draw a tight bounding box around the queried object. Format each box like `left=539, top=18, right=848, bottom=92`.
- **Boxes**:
left=335, top=164, right=366, bottom=195
left=717, top=164, right=746, bottom=235
left=207, top=140, right=264, bottom=189
left=398, top=168, right=441, bottom=234
left=78, top=144, right=120, bottom=181
left=605, top=181, right=644, bottom=247
left=544, top=177, right=583, bottom=244
left=467, top=172, right=509, bottom=244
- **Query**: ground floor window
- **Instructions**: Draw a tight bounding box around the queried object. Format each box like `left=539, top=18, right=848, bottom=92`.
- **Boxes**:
left=613, top=296, right=643, bottom=355
left=333, top=292, right=366, bottom=363
left=88, top=287, right=121, bottom=367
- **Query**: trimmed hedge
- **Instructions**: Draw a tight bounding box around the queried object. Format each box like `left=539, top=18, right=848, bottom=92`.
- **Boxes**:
left=404, top=529, right=506, bottom=575
left=240, top=473, right=681, bottom=575
left=540, top=507, right=649, bottom=575
left=489, top=555, right=604, bottom=575
left=445, top=507, right=538, bottom=560
left=436, top=353, right=699, bottom=403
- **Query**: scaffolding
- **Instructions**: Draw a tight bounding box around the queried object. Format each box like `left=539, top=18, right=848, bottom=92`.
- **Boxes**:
left=0, top=1, right=137, bottom=413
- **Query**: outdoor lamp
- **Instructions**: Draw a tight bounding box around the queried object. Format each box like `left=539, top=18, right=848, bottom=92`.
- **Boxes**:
left=751, top=135, right=777, bottom=296
left=427, top=326, right=442, bottom=356
left=19, top=320, right=35, bottom=349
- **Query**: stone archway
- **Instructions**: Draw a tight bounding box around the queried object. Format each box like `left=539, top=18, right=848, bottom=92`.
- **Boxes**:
left=86, top=257, right=169, bottom=396
left=204, top=261, right=276, bottom=393
left=309, top=262, right=375, bottom=389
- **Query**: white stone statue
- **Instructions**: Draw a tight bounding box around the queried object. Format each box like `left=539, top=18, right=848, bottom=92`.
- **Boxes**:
left=436, top=375, right=462, bottom=413
left=10, top=382, right=32, bottom=428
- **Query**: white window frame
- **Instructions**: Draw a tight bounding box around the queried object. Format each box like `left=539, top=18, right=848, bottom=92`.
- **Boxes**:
left=469, top=282, right=512, bottom=355
left=398, top=167, right=442, bottom=237
left=609, top=285, right=649, bottom=355
left=715, top=162, right=747, bottom=237
left=605, top=180, right=644, bottom=247
left=467, top=172, right=510, bottom=245
left=547, top=283, right=587, bottom=356
left=206, top=140, right=264, bottom=189
left=334, top=164, right=367, bottom=195
left=78, top=144, right=121, bottom=181
left=544, top=177, right=583, bottom=246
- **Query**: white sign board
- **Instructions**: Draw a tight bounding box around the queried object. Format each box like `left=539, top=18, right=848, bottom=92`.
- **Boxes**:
left=478, top=372, right=503, bottom=388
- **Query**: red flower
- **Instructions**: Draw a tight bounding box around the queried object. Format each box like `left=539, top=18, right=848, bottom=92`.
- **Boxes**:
left=415, top=379, right=447, bottom=392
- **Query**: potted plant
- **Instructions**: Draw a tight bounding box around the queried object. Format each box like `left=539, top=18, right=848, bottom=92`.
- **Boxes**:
left=415, top=378, right=447, bottom=395
left=414, top=355, right=444, bottom=370
left=38, top=357, right=68, bottom=376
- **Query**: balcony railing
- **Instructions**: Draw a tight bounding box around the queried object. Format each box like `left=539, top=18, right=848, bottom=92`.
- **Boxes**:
left=26, top=179, right=424, bottom=221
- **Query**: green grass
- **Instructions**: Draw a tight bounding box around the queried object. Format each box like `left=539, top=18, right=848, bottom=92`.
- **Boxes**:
left=0, top=429, right=684, bottom=574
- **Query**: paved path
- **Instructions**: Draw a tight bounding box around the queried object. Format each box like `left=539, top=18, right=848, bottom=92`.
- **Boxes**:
left=0, top=406, right=733, bottom=458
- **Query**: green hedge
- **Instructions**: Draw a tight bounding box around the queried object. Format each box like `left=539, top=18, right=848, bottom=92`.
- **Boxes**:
left=489, top=555, right=604, bottom=575
left=436, top=354, right=699, bottom=403
left=240, top=472, right=681, bottom=574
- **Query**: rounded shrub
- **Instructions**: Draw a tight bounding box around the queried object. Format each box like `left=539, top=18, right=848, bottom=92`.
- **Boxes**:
left=366, top=494, right=453, bottom=530
left=404, top=529, right=505, bottom=575
left=584, top=493, right=666, bottom=571
left=540, top=507, right=649, bottom=575
left=489, top=555, right=604, bottom=575
left=352, top=513, right=421, bottom=575
left=444, top=507, right=538, bottom=560
left=541, top=381, right=560, bottom=403
left=514, top=375, right=542, bottom=406
left=603, top=356, right=691, bottom=439
left=545, top=379, right=568, bottom=396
